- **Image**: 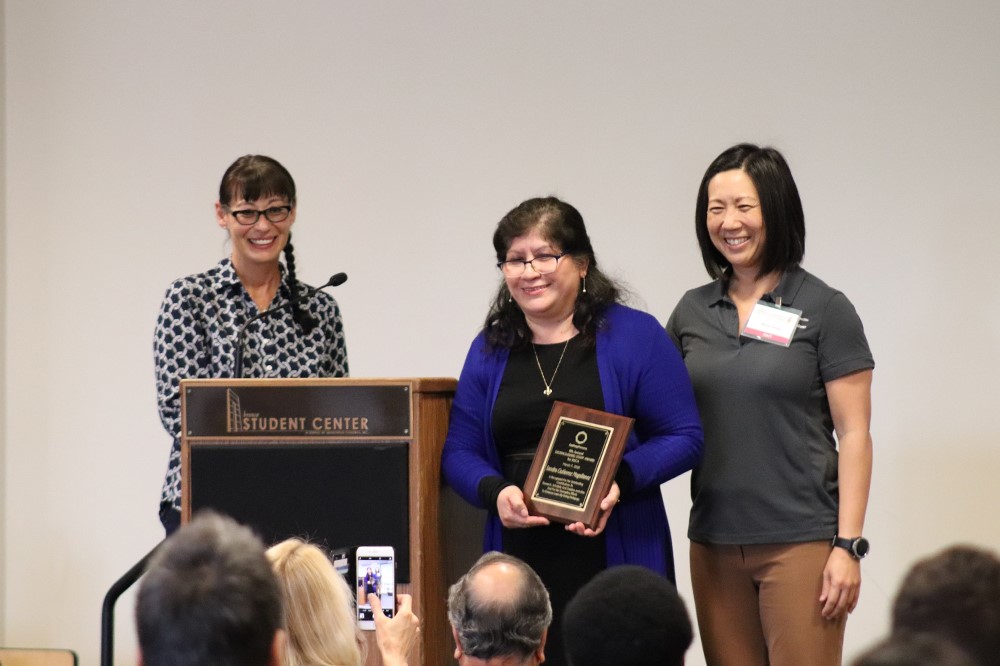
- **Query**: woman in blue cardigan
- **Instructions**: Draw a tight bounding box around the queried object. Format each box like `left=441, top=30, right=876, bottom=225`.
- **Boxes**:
left=441, top=196, right=703, bottom=665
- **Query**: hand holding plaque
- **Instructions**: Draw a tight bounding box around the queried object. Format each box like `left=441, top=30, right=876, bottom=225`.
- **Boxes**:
left=521, top=401, right=634, bottom=530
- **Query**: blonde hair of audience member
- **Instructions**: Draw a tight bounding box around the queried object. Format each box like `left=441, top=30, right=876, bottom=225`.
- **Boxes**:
left=267, top=539, right=365, bottom=666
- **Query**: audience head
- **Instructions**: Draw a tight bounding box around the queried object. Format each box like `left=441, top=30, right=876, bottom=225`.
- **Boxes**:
left=447, top=551, right=552, bottom=665
left=695, top=143, right=805, bottom=281
left=890, top=544, right=1000, bottom=665
left=136, top=511, right=284, bottom=666
left=562, top=565, right=693, bottom=666
left=852, top=632, right=976, bottom=666
left=266, top=538, right=365, bottom=666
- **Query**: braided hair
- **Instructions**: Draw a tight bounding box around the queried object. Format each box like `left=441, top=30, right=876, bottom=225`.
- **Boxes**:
left=219, top=155, right=316, bottom=333
left=282, top=233, right=318, bottom=334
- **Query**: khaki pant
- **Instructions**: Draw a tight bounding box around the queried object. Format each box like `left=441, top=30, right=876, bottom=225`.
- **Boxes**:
left=690, top=541, right=847, bottom=666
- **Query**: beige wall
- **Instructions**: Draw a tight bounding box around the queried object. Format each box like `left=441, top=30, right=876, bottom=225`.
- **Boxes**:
left=0, top=0, right=7, bottom=638
left=4, top=1, right=1000, bottom=664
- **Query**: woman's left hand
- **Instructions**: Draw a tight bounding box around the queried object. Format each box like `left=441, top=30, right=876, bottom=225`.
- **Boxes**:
left=819, top=548, right=861, bottom=620
left=565, top=482, right=620, bottom=537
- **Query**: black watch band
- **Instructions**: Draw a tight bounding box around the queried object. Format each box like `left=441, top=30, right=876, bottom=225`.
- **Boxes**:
left=832, top=535, right=870, bottom=560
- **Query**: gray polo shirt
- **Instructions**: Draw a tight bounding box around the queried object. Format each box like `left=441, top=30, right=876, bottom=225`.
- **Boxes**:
left=666, top=267, right=874, bottom=544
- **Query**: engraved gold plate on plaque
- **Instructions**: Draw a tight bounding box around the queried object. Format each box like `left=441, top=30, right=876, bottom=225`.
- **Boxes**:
left=522, top=401, right=633, bottom=529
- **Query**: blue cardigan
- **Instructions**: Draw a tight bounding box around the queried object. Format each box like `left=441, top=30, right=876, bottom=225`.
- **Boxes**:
left=441, top=304, right=703, bottom=580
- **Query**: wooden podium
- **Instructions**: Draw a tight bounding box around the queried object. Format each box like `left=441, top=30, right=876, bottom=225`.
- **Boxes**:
left=180, top=377, right=482, bottom=666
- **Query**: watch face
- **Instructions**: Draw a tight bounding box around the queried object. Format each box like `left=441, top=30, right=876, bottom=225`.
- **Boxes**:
left=853, top=538, right=870, bottom=558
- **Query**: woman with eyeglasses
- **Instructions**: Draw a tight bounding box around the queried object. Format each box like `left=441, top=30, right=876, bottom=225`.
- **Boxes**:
left=667, top=144, right=874, bottom=665
left=442, top=196, right=703, bottom=665
left=153, top=155, right=349, bottom=534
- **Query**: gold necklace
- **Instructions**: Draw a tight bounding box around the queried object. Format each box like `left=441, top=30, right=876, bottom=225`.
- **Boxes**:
left=532, top=340, right=570, bottom=396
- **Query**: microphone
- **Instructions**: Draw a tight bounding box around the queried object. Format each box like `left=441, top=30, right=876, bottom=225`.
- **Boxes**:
left=233, top=272, right=348, bottom=378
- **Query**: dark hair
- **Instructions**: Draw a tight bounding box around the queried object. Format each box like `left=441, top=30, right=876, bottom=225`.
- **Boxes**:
left=484, top=197, right=622, bottom=349
left=891, top=545, right=1000, bottom=664
left=219, top=155, right=315, bottom=333
left=851, top=632, right=976, bottom=666
left=694, top=143, right=805, bottom=281
left=563, top=565, right=693, bottom=666
left=219, top=154, right=296, bottom=207
left=447, top=551, right=552, bottom=660
left=136, top=511, right=284, bottom=666
left=280, top=234, right=318, bottom=333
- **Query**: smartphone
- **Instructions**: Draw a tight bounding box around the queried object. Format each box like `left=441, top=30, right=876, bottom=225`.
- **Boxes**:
left=356, top=546, right=395, bottom=630
left=330, top=548, right=352, bottom=587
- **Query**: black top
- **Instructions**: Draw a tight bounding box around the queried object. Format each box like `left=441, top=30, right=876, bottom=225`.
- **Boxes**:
left=494, top=337, right=604, bottom=454
left=486, top=335, right=607, bottom=666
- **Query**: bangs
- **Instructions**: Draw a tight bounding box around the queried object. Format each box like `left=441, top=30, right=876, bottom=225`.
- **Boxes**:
left=229, top=170, right=294, bottom=204
left=220, top=155, right=296, bottom=205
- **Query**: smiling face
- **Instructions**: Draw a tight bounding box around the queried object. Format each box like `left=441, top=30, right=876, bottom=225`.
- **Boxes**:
left=216, top=194, right=296, bottom=274
left=706, top=169, right=766, bottom=275
left=504, top=227, right=587, bottom=332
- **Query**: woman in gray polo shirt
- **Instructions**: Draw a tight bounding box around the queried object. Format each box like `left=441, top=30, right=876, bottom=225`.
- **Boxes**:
left=667, top=144, right=874, bottom=666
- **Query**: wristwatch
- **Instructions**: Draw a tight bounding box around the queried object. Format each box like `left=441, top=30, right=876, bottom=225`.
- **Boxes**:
left=832, top=535, right=870, bottom=560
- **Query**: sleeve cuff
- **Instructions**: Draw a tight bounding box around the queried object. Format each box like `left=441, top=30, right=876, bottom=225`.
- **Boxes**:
left=477, top=476, right=514, bottom=513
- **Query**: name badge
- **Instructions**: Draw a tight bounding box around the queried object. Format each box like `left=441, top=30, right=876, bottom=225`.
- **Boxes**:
left=741, top=300, right=802, bottom=347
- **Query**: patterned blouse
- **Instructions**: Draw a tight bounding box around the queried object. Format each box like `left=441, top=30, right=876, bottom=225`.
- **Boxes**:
left=153, top=258, right=349, bottom=512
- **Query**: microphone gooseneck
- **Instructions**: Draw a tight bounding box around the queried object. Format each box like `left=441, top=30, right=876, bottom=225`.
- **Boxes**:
left=233, top=272, right=349, bottom=378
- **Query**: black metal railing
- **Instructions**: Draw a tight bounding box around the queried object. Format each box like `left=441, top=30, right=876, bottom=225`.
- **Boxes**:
left=100, top=542, right=163, bottom=666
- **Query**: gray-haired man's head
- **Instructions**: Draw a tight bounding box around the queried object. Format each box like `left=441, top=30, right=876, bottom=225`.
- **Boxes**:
left=447, top=552, right=552, bottom=665
left=136, top=511, right=284, bottom=666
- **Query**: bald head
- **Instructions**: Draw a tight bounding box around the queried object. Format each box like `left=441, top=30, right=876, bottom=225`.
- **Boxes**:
left=470, top=559, right=526, bottom=605
left=448, top=552, right=552, bottom=662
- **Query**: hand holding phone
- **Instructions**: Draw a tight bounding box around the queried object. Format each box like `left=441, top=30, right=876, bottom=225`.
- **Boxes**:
left=368, top=593, right=420, bottom=666
left=356, top=546, right=395, bottom=630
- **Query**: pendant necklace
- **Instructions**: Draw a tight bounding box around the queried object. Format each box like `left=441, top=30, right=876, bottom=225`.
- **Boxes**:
left=532, top=339, right=570, bottom=396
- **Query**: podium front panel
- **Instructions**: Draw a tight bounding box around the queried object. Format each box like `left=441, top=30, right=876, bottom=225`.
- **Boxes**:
left=190, top=441, right=411, bottom=581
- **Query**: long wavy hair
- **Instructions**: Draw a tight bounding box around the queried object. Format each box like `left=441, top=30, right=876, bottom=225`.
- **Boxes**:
left=266, top=539, right=365, bottom=666
left=484, top=197, right=622, bottom=350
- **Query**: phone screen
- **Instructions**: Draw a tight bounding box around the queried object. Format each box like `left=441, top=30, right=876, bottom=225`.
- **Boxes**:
left=356, top=550, right=395, bottom=627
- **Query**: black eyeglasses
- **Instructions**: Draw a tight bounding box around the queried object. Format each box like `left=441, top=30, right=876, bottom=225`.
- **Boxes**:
left=226, top=205, right=292, bottom=226
left=497, top=253, right=566, bottom=277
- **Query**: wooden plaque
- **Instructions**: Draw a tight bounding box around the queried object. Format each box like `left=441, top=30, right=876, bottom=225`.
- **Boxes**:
left=522, top=401, right=634, bottom=528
